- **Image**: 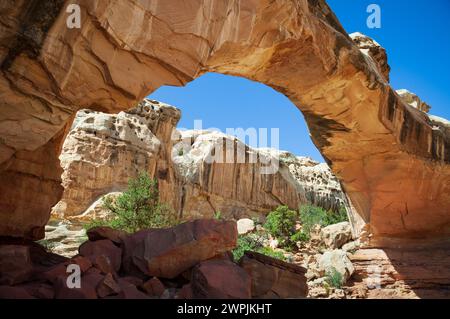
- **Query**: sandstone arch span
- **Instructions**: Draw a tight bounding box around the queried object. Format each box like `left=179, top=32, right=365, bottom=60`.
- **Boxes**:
left=0, top=0, right=448, bottom=240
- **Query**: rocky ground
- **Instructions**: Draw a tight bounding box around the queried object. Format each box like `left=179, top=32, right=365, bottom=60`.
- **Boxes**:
left=0, top=220, right=308, bottom=299
left=3, top=214, right=450, bottom=299
left=235, top=218, right=359, bottom=299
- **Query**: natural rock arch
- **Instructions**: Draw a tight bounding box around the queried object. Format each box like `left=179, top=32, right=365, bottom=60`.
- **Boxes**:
left=0, top=0, right=448, bottom=240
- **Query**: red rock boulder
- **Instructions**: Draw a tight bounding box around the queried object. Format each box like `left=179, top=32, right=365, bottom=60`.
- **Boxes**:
left=19, top=282, right=54, bottom=299
left=79, top=239, right=122, bottom=274
left=142, top=277, right=165, bottom=297
left=97, top=273, right=121, bottom=298
left=87, top=227, right=126, bottom=244
left=0, top=245, right=33, bottom=285
left=122, top=219, right=237, bottom=279
left=239, top=251, right=308, bottom=299
left=191, top=259, right=251, bottom=299
left=53, top=271, right=103, bottom=299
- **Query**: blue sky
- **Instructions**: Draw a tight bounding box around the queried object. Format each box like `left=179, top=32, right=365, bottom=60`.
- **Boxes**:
left=149, top=1, right=450, bottom=162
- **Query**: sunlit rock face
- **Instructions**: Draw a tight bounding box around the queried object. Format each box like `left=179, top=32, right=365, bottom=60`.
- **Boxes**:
left=172, top=130, right=346, bottom=220
left=53, top=118, right=346, bottom=222
left=0, top=0, right=448, bottom=239
left=52, top=99, right=180, bottom=220
left=350, top=32, right=391, bottom=83
left=274, top=154, right=346, bottom=213
left=396, top=89, right=431, bottom=113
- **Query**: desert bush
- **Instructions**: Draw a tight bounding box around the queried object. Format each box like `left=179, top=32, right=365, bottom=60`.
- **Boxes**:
left=213, top=211, right=223, bottom=220
left=85, top=172, right=177, bottom=233
left=299, top=204, right=348, bottom=236
left=290, top=230, right=310, bottom=243
left=232, top=234, right=263, bottom=261
left=256, top=246, right=286, bottom=261
left=263, top=206, right=298, bottom=247
left=263, top=204, right=349, bottom=248
left=325, top=267, right=343, bottom=289
left=232, top=233, right=286, bottom=262
left=329, top=206, right=349, bottom=225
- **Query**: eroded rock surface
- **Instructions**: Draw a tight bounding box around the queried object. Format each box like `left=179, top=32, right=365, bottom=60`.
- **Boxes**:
left=191, top=259, right=252, bottom=299
left=53, top=116, right=347, bottom=222
left=240, top=251, right=308, bottom=299
left=350, top=32, right=391, bottom=82
left=173, top=130, right=345, bottom=219
left=396, top=89, right=431, bottom=113
left=347, top=242, right=450, bottom=299
left=52, top=99, right=180, bottom=219
left=122, top=219, right=237, bottom=279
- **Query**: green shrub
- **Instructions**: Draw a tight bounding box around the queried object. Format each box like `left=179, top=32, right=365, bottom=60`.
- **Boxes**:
left=299, top=204, right=348, bottom=236
left=264, top=206, right=298, bottom=246
left=232, top=234, right=262, bottom=261
left=257, top=246, right=286, bottom=261
left=232, top=234, right=286, bottom=262
left=261, top=205, right=348, bottom=249
left=325, top=267, right=343, bottom=289
left=251, top=216, right=262, bottom=226
left=329, top=206, right=349, bottom=225
left=85, top=172, right=177, bottom=233
left=213, top=211, right=223, bottom=220
left=290, top=230, right=310, bottom=243
left=84, top=219, right=109, bottom=231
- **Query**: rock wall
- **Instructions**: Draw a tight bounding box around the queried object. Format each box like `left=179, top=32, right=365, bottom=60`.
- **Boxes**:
left=173, top=130, right=345, bottom=220
left=263, top=150, right=345, bottom=213
left=396, top=89, right=431, bottom=113
left=347, top=242, right=450, bottom=299
left=0, top=0, right=449, bottom=239
left=350, top=32, right=391, bottom=82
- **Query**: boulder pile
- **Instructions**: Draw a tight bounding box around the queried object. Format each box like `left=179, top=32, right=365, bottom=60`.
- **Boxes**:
left=0, top=219, right=308, bottom=299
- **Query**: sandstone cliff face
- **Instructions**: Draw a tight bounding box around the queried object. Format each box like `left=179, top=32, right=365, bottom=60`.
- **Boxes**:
left=350, top=32, right=391, bottom=82
left=0, top=0, right=449, bottom=239
left=396, top=89, right=431, bottom=113
left=270, top=152, right=346, bottom=213
left=174, top=129, right=302, bottom=219
left=53, top=114, right=346, bottom=221
left=347, top=242, right=450, bottom=299
left=52, top=99, right=180, bottom=219
left=172, top=130, right=345, bottom=220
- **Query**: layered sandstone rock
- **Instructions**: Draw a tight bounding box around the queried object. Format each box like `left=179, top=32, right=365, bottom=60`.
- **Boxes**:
left=176, top=130, right=311, bottom=219
left=173, top=130, right=345, bottom=219
left=240, top=251, right=308, bottom=299
left=396, top=89, right=431, bottom=113
left=122, top=219, right=237, bottom=279
left=53, top=117, right=346, bottom=222
left=260, top=150, right=347, bottom=213
left=320, top=222, right=353, bottom=249
left=350, top=32, right=391, bottom=82
left=347, top=242, right=450, bottom=299
left=191, top=259, right=252, bottom=299
left=0, top=0, right=448, bottom=239
left=52, top=99, right=180, bottom=219
left=42, top=220, right=87, bottom=257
